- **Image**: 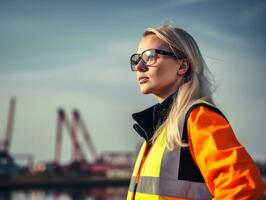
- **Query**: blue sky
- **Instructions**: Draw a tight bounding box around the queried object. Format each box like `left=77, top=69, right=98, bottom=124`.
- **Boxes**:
left=0, top=0, right=265, bottom=163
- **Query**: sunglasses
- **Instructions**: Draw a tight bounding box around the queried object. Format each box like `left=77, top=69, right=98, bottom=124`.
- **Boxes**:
left=130, top=48, right=183, bottom=71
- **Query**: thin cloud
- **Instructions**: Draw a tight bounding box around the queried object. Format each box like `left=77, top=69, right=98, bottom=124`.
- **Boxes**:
left=161, top=0, right=214, bottom=8
left=0, top=64, right=133, bottom=90
left=126, top=0, right=213, bottom=16
left=241, top=1, right=266, bottom=22
left=195, top=24, right=247, bottom=47
left=105, top=39, right=136, bottom=55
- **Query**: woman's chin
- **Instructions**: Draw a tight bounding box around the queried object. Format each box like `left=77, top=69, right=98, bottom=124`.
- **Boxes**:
left=139, top=86, right=153, bottom=94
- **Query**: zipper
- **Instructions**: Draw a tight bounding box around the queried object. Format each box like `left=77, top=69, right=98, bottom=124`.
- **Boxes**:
left=132, top=141, right=157, bottom=200
left=132, top=144, right=149, bottom=200
left=131, top=129, right=166, bottom=199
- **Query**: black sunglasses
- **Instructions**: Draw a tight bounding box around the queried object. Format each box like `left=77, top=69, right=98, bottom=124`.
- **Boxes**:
left=130, top=49, right=184, bottom=71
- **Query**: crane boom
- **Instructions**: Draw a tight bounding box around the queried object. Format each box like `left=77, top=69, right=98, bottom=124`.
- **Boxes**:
left=54, top=109, right=64, bottom=164
left=4, top=97, right=16, bottom=153
left=54, top=108, right=86, bottom=164
left=72, top=110, right=97, bottom=162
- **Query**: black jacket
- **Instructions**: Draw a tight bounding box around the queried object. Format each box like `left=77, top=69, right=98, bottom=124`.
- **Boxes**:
left=132, top=93, right=176, bottom=145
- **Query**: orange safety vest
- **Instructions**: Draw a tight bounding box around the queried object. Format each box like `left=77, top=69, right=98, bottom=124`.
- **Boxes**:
left=127, top=100, right=265, bottom=200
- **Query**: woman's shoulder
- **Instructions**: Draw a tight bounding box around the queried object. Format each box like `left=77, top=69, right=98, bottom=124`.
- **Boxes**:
left=185, top=99, right=227, bottom=121
left=186, top=103, right=240, bottom=152
left=185, top=100, right=227, bottom=125
left=188, top=105, right=228, bottom=127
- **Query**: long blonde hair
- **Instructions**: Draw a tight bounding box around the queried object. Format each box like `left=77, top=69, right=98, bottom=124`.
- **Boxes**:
left=144, top=24, right=215, bottom=149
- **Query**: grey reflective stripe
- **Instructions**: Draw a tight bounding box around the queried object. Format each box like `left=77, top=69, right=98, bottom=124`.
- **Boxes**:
left=160, top=101, right=211, bottom=181
left=128, top=176, right=136, bottom=192
left=160, top=145, right=181, bottom=179
left=136, top=176, right=212, bottom=199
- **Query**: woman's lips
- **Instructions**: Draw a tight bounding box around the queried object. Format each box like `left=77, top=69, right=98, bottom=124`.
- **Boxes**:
left=138, top=77, right=149, bottom=84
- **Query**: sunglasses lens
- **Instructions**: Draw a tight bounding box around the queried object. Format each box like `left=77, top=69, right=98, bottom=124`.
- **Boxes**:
left=130, top=54, right=141, bottom=70
left=142, top=50, right=155, bottom=65
left=130, top=50, right=156, bottom=71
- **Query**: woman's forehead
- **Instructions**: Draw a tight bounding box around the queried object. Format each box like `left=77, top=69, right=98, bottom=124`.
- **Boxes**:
left=137, top=34, right=169, bottom=54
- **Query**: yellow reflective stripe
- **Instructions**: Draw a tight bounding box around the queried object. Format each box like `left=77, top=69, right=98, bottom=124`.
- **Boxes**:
left=136, top=176, right=212, bottom=199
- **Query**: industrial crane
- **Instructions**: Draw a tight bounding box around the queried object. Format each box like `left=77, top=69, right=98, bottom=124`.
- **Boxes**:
left=53, top=108, right=135, bottom=176
left=0, top=96, right=17, bottom=175
left=54, top=108, right=97, bottom=165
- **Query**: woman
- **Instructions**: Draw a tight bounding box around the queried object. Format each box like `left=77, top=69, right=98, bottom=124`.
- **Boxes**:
left=127, top=24, right=265, bottom=200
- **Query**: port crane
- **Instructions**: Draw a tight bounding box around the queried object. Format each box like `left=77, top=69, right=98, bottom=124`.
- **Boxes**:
left=53, top=108, right=135, bottom=175
left=54, top=108, right=97, bottom=164
left=0, top=97, right=33, bottom=176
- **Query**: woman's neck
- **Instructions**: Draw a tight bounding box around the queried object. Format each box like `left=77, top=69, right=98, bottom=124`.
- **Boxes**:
left=156, top=91, right=177, bottom=104
left=155, top=79, right=182, bottom=103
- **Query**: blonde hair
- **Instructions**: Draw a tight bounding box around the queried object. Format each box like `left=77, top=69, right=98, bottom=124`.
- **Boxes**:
left=143, top=24, right=215, bottom=149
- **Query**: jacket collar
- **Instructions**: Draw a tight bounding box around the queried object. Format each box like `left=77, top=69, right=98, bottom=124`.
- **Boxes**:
left=132, top=92, right=177, bottom=144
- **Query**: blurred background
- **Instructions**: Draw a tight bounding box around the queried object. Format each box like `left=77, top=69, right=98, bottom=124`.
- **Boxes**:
left=0, top=0, right=265, bottom=199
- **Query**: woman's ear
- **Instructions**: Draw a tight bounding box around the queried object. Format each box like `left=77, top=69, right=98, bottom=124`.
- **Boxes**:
left=177, top=59, right=189, bottom=75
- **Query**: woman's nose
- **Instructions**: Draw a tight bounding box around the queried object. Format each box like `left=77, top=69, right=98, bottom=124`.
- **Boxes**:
left=135, top=60, right=148, bottom=72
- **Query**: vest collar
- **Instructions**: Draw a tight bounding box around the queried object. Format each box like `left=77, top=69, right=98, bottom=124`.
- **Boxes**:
left=132, top=92, right=177, bottom=144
